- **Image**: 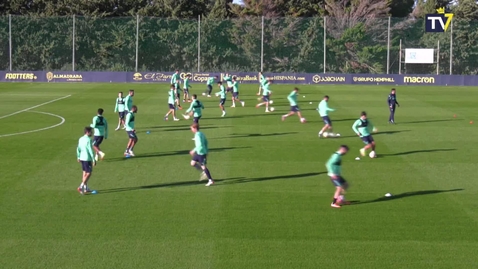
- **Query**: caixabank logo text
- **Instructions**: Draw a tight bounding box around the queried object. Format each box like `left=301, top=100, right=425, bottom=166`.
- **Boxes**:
left=426, top=8, right=453, bottom=33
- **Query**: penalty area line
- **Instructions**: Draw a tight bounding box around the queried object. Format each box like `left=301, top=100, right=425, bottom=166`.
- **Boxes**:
left=0, top=111, right=66, bottom=138
left=0, top=95, right=71, bottom=120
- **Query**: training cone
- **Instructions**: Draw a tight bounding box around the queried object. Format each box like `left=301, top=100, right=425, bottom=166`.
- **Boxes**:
left=470, top=121, right=473, bottom=124
left=453, top=114, right=456, bottom=118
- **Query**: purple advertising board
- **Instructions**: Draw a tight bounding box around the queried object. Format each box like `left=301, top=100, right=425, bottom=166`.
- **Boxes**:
left=1, top=71, right=478, bottom=86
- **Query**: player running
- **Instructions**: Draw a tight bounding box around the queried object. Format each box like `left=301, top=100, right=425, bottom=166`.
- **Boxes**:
left=257, top=72, right=265, bottom=95
left=76, top=126, right=96, bottom=195
left=114, top=92, right=125, bottom=131
left=184, top=94, right=204, bottom=123
left=317, top=95, right=335, bottom=137
left=124, top=105, right=138, bottom=157
left=281, top=87, right=305, bottom=122
left=203, top=76, right=218, bottom=97
left=326, top=145, right=351, bottom=208
left=183, top=74, right=192, bottom=102
left=215, top=81, right=227, bottom=117
left=352, top=111, right=378, bottom=157
left=231, top=76, right=245, bottom=108
left=388, top=88, right=400, bottom=124
left=255, top=79, right=272, bottom=112
left=91, top=108, right=108, bottom=161
left=189, top=123, right=214, bottom=187
left=164, top=84, right=179, bottom=121
left=124, top=89, right=134, bottom=112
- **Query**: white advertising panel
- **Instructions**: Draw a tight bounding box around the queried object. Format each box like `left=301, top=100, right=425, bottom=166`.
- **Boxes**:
left=405, top=48, right=435, bottom=64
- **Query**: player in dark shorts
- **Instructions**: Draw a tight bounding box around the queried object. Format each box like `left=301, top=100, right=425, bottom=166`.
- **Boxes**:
left=388, top=88, right=400, bottom=124
left=76, top=127, right=96, bottom=194
left=124, top=105, right=138, bottom=157
left=114, top=91, right=125, bottom=131
left=189, top=123, right=214, bottom=186
left=326, top=145, right=350, bottom=208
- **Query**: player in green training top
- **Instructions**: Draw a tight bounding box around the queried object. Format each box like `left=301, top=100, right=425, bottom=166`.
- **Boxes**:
left=317, top=95, right=336, bottom=137
left=281, top=87, right=305, bottom=122
left=257, top=72, right=265, bottom=95
left=124, top=105, right=138, bottom=157
left=326, top=145, right=350, bottom=208
left=224, top=73, right=233, bottom=93
left=183, top=74, right=192, bottom=103
left=203, top=76, right=218, bottom=97
left=171, top=70, right=182, bottom=109
left=90, top=108, right=108, bottom=161
left=124, top=89, right=134, bottom=112
left=215, top=81, right=227, bottom=117
left=114, top=91, right=125, bottom=131
left=231, top=76, right=245, bottom=108
left=189, top=123, right=214, bottom=187
left=76, top=126, right=96, bottom=195
left=184, top=94, right=204, bottom=123
left=352, top=111, right=378, bottom=157
left=255, top=79, right=272, bottom=112
left=164, top=84, right=179, bottom=121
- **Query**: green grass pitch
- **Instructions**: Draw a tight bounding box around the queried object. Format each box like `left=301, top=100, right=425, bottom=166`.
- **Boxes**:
left=0, top=82, right=477, bottom=268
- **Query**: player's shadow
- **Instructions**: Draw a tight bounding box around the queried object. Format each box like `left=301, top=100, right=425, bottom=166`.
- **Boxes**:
left=334, top=118, right=358, bottom=122
left=209, top=113, right=279, bottom=120
left=335, top=130, right=409, bottom=139
left=379, top=148, right=455, bottom=157
left=400, top=119, right=462, bottom=124
left=160, top=126, right=221, bottom=132
left=214, top=132, right=298, bottom=139
left=351, top=188, right=463, bottom=205
left=139, top=125, right=191, bottom=130
left=105, top=146, right=250, bottom=162
left=215, top=172, right=325, bottom=185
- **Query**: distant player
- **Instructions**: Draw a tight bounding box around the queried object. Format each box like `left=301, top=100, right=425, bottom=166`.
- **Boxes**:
left=326, top=145, right=350, bottom=208
left=171, top=70, right=182, bottom=109
left=224, top=73, right=233, bottom=92
left=317, top=95, right=335, bottom=137
left=388, top=88, right=400, bottom=124
left=352, top=111, right=378, bottom=157
left=189, top=123, right=214, bottom=187
left=231, top=76, right=245, bottom=108
left=114, top=92, right=125, bottom=131
left=203, top=76, right=218, bottom=97
left=257, top=72, right=265, bottom=95
left=255, top=79, right=272, bottom=112
left=185, top=94, right=204, bottom=123
left=124, top=89, right=134, bottom=112
left=183, top=74, right=192, bottom=102
left=124, top=105, right=138, bottom=157
left=90, top=108, right=108, bottom=161
left=164, top=84, right=179, bottom=121
left=281, top=87, right=305, bottom=122
left=76, top=126, right=96, bottom=195
left=215, top=81, right=227, bottom=117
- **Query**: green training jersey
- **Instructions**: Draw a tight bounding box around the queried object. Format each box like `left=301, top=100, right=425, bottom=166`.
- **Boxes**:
left=206, top=77, right=215, bottom=85
left=352, top=118, right=374, bottom=137
left=91, top=115, right=108, bottom=138
left=183, top=78, right=191, bottom=89
left=326, top=151, right=343, bottom=176
left=232, top=81, right=239, bottom=93
left=168, top=89, right=176, bottom=104
left=171, top=73, right=180, bottom=84
left=259, top=74, right=265, bottom=84
left=125, top=111, right=135, bottom=131
left=77, top=134, right=95, bottom=161
left=287, top=90, right=298, bottom=106
left=318, top=100, right=334, bottom=117
left=194, top=131, right=208, bottom=155
left=216, top=85, right=227, bottom=99
left=261, top=78, right=268, bottom=86
left=187, top=99, right=204, bottom=117
left=124, top=95, right=133, bottom=111
left=114, top=97, right=125, bottom=112
left=262, top=82, right=271, bottom=96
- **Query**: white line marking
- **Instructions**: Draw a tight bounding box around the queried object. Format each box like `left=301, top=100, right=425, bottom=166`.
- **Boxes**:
left=0, top=95, right=71, bottom=119
left=0, top=111, right=65, bottom=138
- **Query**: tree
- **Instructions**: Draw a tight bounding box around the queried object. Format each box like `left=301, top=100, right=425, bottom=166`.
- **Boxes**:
left=389, top=0, right=414, bottom=17
left=450, top=0, right=478, bottom=74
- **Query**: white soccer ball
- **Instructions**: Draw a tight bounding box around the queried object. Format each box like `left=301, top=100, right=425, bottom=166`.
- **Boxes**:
left=369, top=151, right=377, bottom=158
left=322, top=132, right=329, bottom=138
left=182, top=114, right=190, bottom=120
left=270, top=107, right=275, bottom=112
left=269, top=100, right=274, bottom=104
left=300, top=117, right=306, bottom=123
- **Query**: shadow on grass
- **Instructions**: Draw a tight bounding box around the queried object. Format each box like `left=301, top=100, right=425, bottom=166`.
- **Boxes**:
left=399, top=119, right=462, bottom=124
left=351, top=188, right=464, bottom=205
left=160, top=126, right=221, bottom=132
left=106, top=146, right=250, bottom=162
left=335, top=130, right=410, bottom=139
left=98, top=172, right=325, bottom=194
left=215, top=132, right=298, bottom=139
left=209, top=113, right=279, bottom=120
left=379, top=148, right=456, bottom=157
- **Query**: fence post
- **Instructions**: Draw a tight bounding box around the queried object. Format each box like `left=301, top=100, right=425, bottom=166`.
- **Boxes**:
left=261, top=16, right=264, bottom=72
left=72, top=15, right=76, bottom=72
left=398, top=39, right=402, bottom=74
left=8, top=14, right=12, bottom=71
left=198, top=15, right=201, bottom=72
left=436, top=40, right=440, bottom=75
left=323, top=16, right=326, bottom=73
left=135, top=14, right=139, bottom=72
left=449, top=20, right=453, bottom=75
left=386, top=16, right=391, bottom=74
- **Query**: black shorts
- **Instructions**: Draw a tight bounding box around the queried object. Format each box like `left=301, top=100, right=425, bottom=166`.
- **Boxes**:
left=193, top=116, right=201, bottom=123
left=168, top=104, right=175, bottom=110
left=183, top=88, right=189, bottom=94
left=226, top=87, right=233, bottom=92
left=233, top=92, right=239, bottom=98
left=290, top=106, right=299, bottom=112
left=207, top=85, right=212, bottom=91
left=81, top=161, right=93, bottom=173
left=118, top=111, right=125, bottom=119
left=322, top=116, right=332, bottom=126
left=192, top=153, right=207, bottom=165
left=92, top=136, right=103, bottom=146
left=330, top=176, right=347, bottom=187
left=220, top=98, right=226, bottom=105
left=176, top=93, right=180, bottom=99
left=262, top=96, right=269, bottom=102
left=127, top=131, right=137, bottom=139
left=361, top=135, right=374, bottom=144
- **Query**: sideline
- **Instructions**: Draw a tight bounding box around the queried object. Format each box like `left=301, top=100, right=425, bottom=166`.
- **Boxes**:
left=0, top=111, right=66, bottom=138
left=0, top=95, right=71, bottom=119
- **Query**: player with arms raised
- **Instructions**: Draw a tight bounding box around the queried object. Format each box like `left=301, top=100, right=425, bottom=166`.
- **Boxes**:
left=231, top=77, right=245, bottom=108
left=184, top=94, right=204, bottom=124
left=124, top=105, right=138, bottom=157
left=91, top=108, right=108, bottom=161
left=352, top=111, right=378, bottom=157
left=189, top=123, right=214, bottom=187
left=255, top=79, right=272, bottom=112
left=114, top=92, right=125, bottom=131
left=318, top=95, right=335, bottom=137
left=388, top=88, right=400, bottom=124
left=281, top=87, right=305, bottom=122
left=215, top=81, right=227, bottom=117
left=326, top=145, right=351, bottom=208
left=76, top=127, right=96, bottom=195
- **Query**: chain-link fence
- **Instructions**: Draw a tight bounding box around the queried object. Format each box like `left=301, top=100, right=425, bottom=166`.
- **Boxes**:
left=3, top=15, right=477, bottom=75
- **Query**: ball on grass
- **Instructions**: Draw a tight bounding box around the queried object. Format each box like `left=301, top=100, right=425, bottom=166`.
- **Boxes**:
left=270, top=107, right=275, bottom=112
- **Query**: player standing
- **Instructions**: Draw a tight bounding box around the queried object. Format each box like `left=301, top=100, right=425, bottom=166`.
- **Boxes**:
left=352, top=111, right=377, bottom=157
left=189, top=123, right=214, bottom=187
left=171, top=70, right=182, bottom=109
left=281, top=87, right=305, bottom=122
left=183, top=74, right=192, bottom=102
left=255, top=79, right=272, bottom=112
left=388, top=88, right=400, bottom=124
left=76, top=127, right=96, bottom=195
left=91, top=108, right=108, bottom=161
left=317, top=95, right=335, bottom=137
left=124, top=89, right=134, bottom=112
left=326, top=145, right=350, bottom=208
left=185, top=94, right=204, bottom=123
left=114, top=92, right=125, bottom=131
left=257, top=72, right=265, bottom=95
left=203, top=76, right=218, bottom=97
left=231, top=77, right=245, bottom=108
left=164, top=84, right=179, bottom=121
left=124, top=105, right=138, bottom=157
left=215, top=81, right=227, bottom=117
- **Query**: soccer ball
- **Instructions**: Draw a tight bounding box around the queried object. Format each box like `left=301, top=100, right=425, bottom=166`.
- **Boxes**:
left=300, top=118, right=306, bottom=123
left=270, top=107, right=275, bottom=112
left=322, top=132, right=328, bottom=137
left=269, top=100, right=274, bottom=104
left=182, top=114, right=190, bottom=120
left=369, top=151, right=377, bottom=158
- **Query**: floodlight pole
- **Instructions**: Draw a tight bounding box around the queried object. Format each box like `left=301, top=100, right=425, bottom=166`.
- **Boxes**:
left=72, top=15, right=76, bottom=71
left=135, top=14, right=139, bottom=72
left=198, top=15, right=201, bottom=72
left=387, top=16, right=391, bottom=74
left=437, top=40, right=440, bottom=75
left=449, top=20, right=453, bottom=75
left=9, top=14, right=12, bottom=71
left=398, top=39, right=402, bottom=74
left=323, top=17, right=326, bottom=73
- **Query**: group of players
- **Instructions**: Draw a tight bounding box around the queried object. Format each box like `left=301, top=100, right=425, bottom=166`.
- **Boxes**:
left=76, top=70, right=401, bottom=208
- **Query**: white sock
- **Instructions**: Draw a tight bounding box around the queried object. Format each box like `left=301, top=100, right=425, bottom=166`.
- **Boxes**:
left=319, top=130, right=323, bottom=134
